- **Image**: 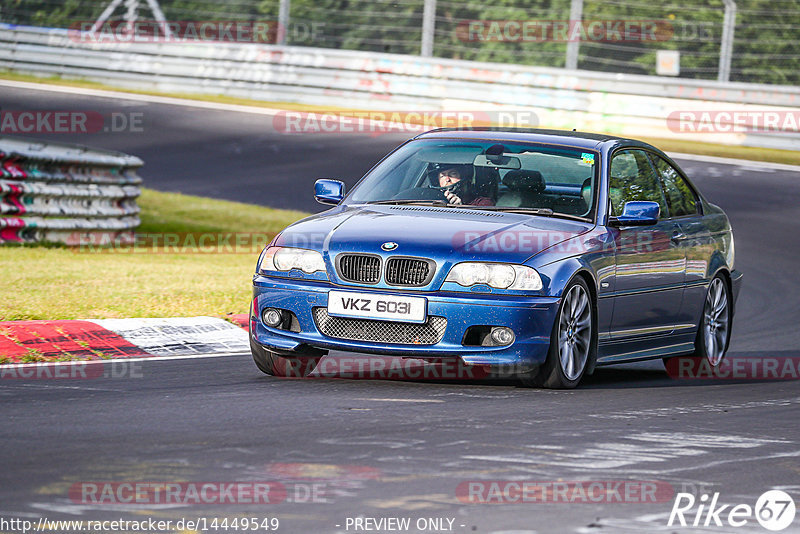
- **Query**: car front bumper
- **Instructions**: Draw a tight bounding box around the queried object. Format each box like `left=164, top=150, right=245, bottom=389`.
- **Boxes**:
left=251, top=275, right=560, bottom=371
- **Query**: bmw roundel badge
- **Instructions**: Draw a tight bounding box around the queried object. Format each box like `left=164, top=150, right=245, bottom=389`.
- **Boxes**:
left=381, top=242, right=398, bottom=251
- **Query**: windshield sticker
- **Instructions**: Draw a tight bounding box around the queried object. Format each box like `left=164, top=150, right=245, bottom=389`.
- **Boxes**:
left=580, top=153, right=595, bottom=166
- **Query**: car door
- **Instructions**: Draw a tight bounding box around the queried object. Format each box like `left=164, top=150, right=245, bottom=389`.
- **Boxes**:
left=607, top=149, right=685, bottom=340
left=649, top=154, right=707, bottom=333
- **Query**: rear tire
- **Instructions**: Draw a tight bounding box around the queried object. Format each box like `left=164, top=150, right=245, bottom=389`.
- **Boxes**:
left=520, top=277, right=596, bottom=389
left=694, top=275, right=732, bottom=365
left=664, top=273, right=731, bottom=373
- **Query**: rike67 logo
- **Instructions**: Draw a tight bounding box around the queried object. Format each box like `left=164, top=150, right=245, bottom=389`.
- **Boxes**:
left=669, top=490, right=796, bottom=531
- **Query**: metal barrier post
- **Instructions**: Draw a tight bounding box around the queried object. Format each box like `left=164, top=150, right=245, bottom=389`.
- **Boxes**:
left=565, top=0, right=583, bottom=69
left=278, top=0, right=291, bottom=45
left=421, top=0, right=436, bottom=57
left=718, top=0, right=737, bottom=82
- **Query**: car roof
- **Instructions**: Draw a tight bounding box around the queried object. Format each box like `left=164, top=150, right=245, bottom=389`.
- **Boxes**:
left=414, top=127, right=656, bottom=152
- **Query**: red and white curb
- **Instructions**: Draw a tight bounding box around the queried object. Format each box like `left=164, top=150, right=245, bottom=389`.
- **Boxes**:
left=0, top=314, right=250, bottom=361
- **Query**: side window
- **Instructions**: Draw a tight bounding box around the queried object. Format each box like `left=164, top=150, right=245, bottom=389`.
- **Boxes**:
left=651, top=155, right=699, bottom=217
left=609, top=149, right=668, bottom=218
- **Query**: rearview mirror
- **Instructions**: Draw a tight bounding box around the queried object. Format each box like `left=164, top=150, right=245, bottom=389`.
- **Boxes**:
left=314, top=179, right=345, bottom=205
left=473, top=154, right=521, bottom=169
left=608, top=201, right=660, bottom=227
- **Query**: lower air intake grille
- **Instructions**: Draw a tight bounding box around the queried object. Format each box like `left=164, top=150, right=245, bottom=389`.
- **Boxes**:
left=313, top=308, right=447, bottom=345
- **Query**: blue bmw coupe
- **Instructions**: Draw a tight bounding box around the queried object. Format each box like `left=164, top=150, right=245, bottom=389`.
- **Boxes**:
left=250, top=129, right=742, bottom=388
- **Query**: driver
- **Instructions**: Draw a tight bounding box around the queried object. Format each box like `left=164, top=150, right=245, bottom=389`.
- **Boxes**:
left=434, top=164, right=494, bottom=206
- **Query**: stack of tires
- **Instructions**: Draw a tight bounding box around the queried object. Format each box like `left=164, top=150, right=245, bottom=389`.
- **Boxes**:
left=0, top=136, right=142, bottom=245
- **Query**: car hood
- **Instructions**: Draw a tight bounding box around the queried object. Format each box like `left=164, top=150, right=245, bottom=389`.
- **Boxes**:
left=274, top=204, right=593, bottom=288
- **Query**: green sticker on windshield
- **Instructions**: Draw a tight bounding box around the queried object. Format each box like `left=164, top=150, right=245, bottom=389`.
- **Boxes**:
left=580, top=153, right=595, bottom=166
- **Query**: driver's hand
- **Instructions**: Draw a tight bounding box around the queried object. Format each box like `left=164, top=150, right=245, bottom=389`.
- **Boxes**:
left=444, top=190, right=462, bottom=205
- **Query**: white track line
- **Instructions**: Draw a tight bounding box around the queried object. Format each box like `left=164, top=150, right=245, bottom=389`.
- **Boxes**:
left=0, top=352, right=249, bottom=370
left=353, top=398, right=445, bottom=403
left=90, top=316, right=249, bottom=356
left=2, top=78, right=799, bottom=173
left=0, top=78, right=287, bottom=116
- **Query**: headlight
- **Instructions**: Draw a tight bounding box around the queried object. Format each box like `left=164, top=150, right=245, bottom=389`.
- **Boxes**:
left=259, top=247, right=326, bottom=274
left=445, top=263, right=542, bottom=291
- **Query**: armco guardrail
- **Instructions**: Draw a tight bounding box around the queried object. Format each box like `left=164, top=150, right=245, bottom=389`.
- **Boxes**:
left=0, top=136, right=141, bottom=245
left=1, top=24, right=799, bottom=150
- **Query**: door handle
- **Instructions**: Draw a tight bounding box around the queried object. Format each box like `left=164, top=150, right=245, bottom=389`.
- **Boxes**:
left=671, top=231, right=686, bottom=244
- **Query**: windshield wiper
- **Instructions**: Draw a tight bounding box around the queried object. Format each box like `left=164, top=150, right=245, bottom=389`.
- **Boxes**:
left=366, top=200, right=549, bottom=212
left=460, top=206, right=555, bottom=216
left=366, top=199, right=453, bottom=207
left=462, top=206, right=590, bottom=221
left=364, top=201, right=588, bottom=221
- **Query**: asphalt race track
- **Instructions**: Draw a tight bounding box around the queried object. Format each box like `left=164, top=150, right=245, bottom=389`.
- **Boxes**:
left=2, top=83, right=800, bottom=533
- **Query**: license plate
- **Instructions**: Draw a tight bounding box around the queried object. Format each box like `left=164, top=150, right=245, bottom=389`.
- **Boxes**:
left=327, top=290, right=427, bottom=323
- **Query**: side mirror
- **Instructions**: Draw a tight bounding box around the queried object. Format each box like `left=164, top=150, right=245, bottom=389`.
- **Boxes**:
left=608, top=201, right=660, bottom=227
left=314, top=179, right=345, bottom=205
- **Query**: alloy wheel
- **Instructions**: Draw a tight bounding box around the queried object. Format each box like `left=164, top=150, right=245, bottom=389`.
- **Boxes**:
left=703, top=277, right=730, bottom=366
left=558, top=284, right=592, bottom=380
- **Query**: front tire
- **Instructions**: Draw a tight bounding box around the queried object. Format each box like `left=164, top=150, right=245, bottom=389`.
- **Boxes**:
left=250, top=334, right=319, bottom=377
left=520, top=277, right=596, bottom=389
left=250, top=334, right=282, bottom=375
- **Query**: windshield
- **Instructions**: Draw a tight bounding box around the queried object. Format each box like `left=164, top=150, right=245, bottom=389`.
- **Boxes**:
left=348, top=138, right=598, bottom=220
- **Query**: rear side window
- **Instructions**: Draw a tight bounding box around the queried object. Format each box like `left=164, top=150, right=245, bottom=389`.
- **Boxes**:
left=609, top=149, right=669, bottom=218
left=650, top=155, right=699, bottom=217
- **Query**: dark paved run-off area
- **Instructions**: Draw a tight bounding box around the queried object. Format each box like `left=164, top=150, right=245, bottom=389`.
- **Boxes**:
left=2, top=83, right=800, bottom=533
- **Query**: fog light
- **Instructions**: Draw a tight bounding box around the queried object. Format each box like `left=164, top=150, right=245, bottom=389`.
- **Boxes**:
left=262, top=308, right=283, bottom=327
left=490, top=327, right=515, bottom=346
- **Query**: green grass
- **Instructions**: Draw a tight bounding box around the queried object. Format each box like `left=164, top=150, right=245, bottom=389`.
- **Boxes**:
left=3, top=70, right=800, bottom=166
left=19, top=348, right=47, bottom=362
left=0, top=189, right=308, bottom=320
left=135, top=188, right=308, bottom=235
